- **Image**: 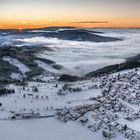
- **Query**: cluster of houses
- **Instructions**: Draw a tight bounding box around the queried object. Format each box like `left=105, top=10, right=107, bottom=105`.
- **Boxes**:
left=55, top=102, right=138, bottom=139
left=55, top=104, right=93, bottom=122
left=55, top=69, right=140, bottom=140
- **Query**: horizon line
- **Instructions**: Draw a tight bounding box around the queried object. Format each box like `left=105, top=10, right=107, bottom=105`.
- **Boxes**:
left=1, top=26, right=140, bottom=30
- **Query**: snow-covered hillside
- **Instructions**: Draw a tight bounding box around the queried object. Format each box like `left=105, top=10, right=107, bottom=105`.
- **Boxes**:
left=0, top=28, right=140, bottom=140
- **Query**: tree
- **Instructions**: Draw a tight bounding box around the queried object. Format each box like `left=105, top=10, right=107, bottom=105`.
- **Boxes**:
left=36, top=95, right=39, bottom=99
left=32, top=86, right=39, bottom=92
left=23, top=86, right=25, bottom=90
left=23, top=94, right=26, bottom=98
left=54, top=84, right=58, bottom=87
left=46, top=96, right=48, bottom=99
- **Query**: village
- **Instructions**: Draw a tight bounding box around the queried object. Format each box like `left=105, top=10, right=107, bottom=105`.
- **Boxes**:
left=0, top=68, right=140, bottom=139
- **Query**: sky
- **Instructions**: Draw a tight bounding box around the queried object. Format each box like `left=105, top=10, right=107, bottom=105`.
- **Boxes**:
left=0, top=0, right=140, bottom=29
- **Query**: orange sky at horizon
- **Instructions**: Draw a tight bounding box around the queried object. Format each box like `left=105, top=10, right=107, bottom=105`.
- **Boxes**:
left=1, top=17, right=140, bottom=29
left=0, top=0, right=140, bottom=29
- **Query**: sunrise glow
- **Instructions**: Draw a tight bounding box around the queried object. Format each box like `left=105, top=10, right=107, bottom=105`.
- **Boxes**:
left=0, top=0, right=140, bottom=29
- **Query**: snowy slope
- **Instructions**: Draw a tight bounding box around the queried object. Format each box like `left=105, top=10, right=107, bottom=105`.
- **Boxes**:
left=3, top=56, right=30, bottom=74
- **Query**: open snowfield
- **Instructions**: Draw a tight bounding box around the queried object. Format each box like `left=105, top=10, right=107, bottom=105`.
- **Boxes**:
left=0, top=118, right=126, bottom=140
left=0, top=118, right=96, bottom=140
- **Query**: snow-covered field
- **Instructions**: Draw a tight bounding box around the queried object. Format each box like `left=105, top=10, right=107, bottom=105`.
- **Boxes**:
left=0, top=118, right=106, bottom=140
left=0, top=77, right=103, bottom=140
left=0, top=68, right=140, bottom=140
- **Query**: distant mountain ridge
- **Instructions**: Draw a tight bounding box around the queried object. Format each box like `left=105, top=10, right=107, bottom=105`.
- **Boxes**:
left=0, top=27, right=122, bottom=42
left=41, top=28, right=122, bottom=42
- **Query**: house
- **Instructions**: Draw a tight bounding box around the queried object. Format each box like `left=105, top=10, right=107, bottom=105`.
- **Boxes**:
left=11, top=112, right=40, bottom=119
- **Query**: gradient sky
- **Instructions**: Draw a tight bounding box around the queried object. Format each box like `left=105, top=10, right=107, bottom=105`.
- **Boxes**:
left=0, top=0, right=140, bottom=29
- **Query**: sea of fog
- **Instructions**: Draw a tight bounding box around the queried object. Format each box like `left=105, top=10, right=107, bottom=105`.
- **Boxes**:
left=0, top=28, right=140, bottom=76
